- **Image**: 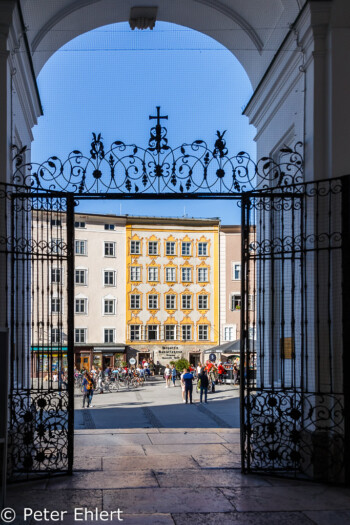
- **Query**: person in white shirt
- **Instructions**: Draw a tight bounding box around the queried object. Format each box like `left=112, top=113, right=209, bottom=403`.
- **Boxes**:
left=164, top=365, right=171, bottom=388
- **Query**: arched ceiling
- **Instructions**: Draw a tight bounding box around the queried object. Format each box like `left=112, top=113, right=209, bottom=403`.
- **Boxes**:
left=21, top=0, right=305, bottom=88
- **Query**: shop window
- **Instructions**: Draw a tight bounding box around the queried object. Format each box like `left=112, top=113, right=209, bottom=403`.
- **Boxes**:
left=198, top=325, right=209, bottom=340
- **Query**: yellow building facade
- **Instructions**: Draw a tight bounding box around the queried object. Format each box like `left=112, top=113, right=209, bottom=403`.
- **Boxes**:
left=125, top=217, right=220, bottom=366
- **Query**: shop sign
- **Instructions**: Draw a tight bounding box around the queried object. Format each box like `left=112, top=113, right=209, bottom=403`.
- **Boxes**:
left=209, top=353, right=216, bottom=362
left=129, top=358, right=136, bottom=365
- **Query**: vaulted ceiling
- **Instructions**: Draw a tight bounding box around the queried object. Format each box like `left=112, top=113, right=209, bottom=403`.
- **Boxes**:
left=21, top=0, right=305, bottom=87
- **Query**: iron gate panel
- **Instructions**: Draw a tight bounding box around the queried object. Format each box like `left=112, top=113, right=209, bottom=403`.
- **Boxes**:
left=0, top=184, right=75, bottom=481
left=241, top=178, right=347, bottom=482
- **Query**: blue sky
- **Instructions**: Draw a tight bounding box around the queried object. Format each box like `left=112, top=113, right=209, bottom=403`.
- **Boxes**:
left=32, top=22, right=255, bottom=224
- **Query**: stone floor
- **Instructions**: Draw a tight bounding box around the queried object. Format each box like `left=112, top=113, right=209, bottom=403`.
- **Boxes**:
left=5, top=381, right=350, bottom=524
left=6, top=427, right=350, bottom=524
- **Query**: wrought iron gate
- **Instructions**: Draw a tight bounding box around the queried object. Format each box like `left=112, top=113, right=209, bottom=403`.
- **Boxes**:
left=241, top=176, right=349, bottom=482
left=0, top=184, right=75, bottom=481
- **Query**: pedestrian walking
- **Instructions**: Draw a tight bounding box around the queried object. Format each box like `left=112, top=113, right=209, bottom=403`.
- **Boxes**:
left=198, top=367, right=209, bottom=403
left=171, top=364, right=177, bottom=386
left=164, top=364, right=171, bottom=388
left=82, top=372, right=95, bottom=408
left=233, top=363, right=239, bottom=386
left=182, top=368, right=194, bottom=404
left=180, top=370, right=186, bottom=402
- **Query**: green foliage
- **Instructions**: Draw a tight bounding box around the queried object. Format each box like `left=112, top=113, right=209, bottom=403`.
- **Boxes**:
left=174, top=358, right=190, bottom=372
left=169, top=360, right=176, bottom=366
left=121, top=361, right=128, bottom=367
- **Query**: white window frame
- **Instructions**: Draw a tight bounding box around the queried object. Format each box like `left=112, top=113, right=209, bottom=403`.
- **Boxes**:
left=75, top=221, right=86, bottom=229
left=165, top=325, right=176, bottom=341
left=148, top=241, right=158, bottom=256
left=148, top=267, right=159, bottom=282
left=130, top=266, right=141, bottom=281
left=182, top=325, right=192, bottom=341
left=130, top=325, right=141, bottom=341
left=104, top=298, right=116, bottom=315
left=232, top=262, right=241, bottom=280
left=130, top=240, right=141, bottom=255
left=75, top=328, right=87, bottom=343
left=198, top=295, right=208, bottom=309
left=181, top=294, right=191, bottom=309
left=51, top=267, right=63, bottom=285
left=231, top=294, right=241, bottom=311
left=104, top=328, right=115, bottom=343
left=75, top=240, right=87, bottom=255
left=51, top=238, right=63, bottom=255
left=51, top=328, right=61, bottom=344
left=198, top=325, right=209, bottom=340
left=104, top=241, right=116, bottom=257
left=224, top=325, right=236, bottom=342
left=51, top=219, right=62, bottom=227
left=165, top=267, right=176, bottom=282
left=130, top=294, right=141, bottom=309
left=75, top=297, right=87, bottom=314
left=166, top=242, right=176, bottom=255
left=181, top=242, right=191, bottom=256
left=148, top=294, right=158, bottom=309
left=181, top=267, right=192, bottom=282
left=104, top=224, right=115, bottom=230
left=198, top=242, right=208, bottom=256
left=166, top=294, right=176, bottom=309
left=104, top=270, right=116, bottom=286
left=75, top=268, right=87, bottom=286
left=147, top=325, right=159, bottom=341
left=198, top=267, right=208, bottom=282
left=51, top=297, right=61, bottom=314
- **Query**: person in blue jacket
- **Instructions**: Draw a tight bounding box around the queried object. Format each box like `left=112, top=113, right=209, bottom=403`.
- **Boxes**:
left=182, top=368, right=194, bottom=404
left=171, top=364, right=177, bottom=386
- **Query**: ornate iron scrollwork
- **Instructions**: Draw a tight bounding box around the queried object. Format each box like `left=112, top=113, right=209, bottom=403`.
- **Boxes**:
left=12, top=107, right=303, bottom=195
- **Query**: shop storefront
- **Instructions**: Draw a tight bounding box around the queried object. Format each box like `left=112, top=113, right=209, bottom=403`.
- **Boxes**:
left=31, top=347, right=68, bottom=377
left=75, top=345, right=127, bottom=371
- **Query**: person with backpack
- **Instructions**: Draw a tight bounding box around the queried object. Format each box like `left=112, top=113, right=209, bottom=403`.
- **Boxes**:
left=82, top=371, right=95, bottom=408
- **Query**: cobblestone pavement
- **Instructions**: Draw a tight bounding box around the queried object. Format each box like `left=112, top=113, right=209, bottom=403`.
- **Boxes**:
left=6, top=379, right=350, bottom=524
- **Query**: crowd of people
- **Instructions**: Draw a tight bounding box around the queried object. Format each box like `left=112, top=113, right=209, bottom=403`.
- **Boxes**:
left=163, top=360, right=239, bottom=404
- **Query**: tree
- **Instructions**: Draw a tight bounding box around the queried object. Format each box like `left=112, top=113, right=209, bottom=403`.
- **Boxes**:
left=174, top=358, right=190, bottom=372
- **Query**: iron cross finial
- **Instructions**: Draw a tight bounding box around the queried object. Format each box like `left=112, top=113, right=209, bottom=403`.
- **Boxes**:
left=149, top=106, right=168, bottom=126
